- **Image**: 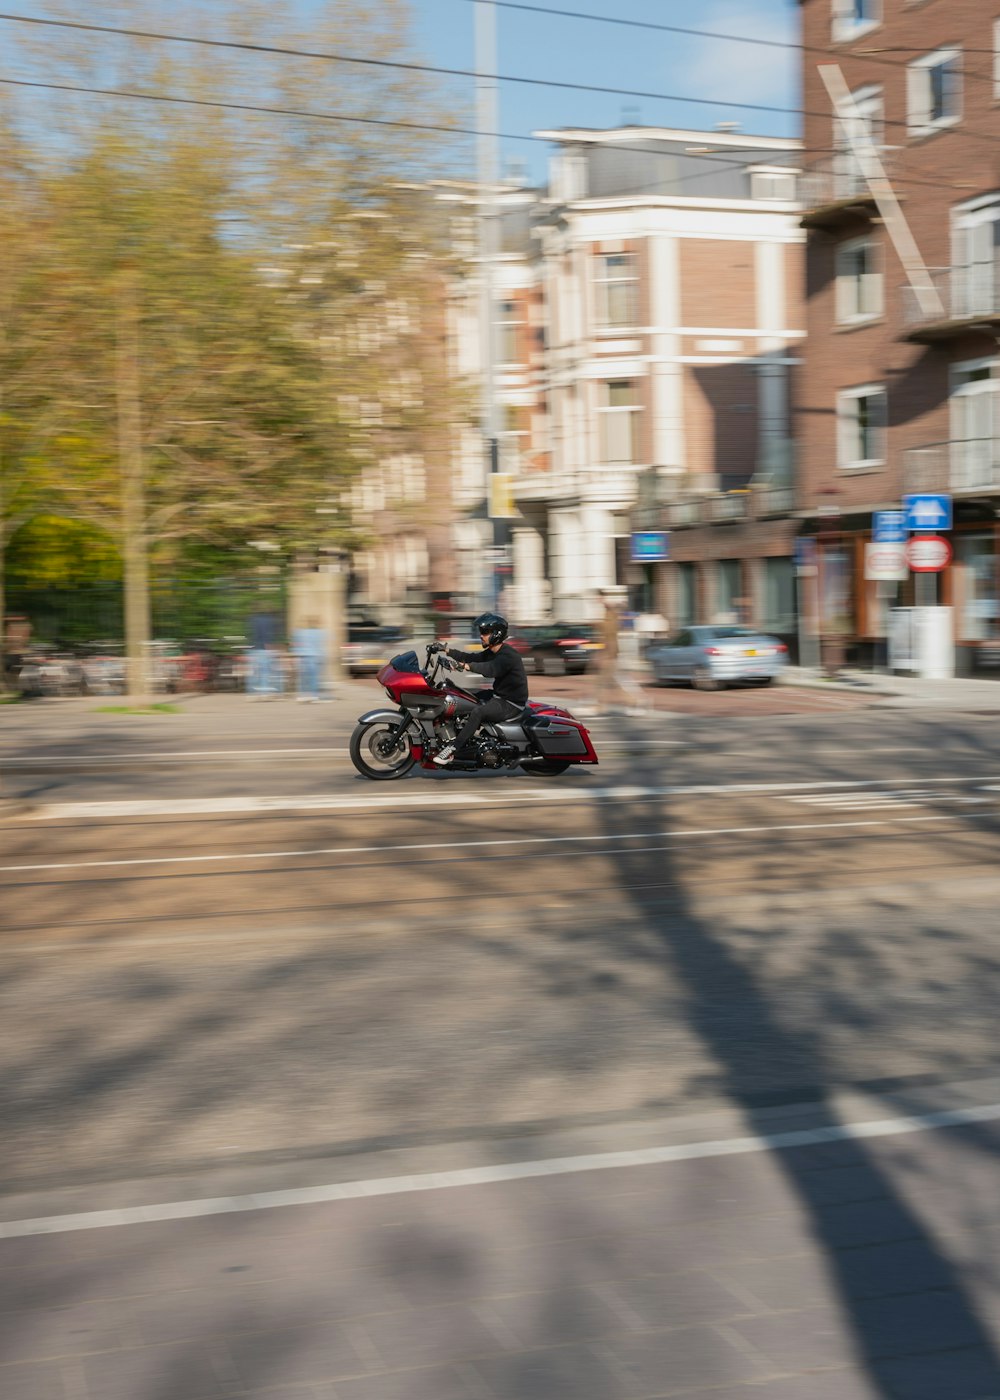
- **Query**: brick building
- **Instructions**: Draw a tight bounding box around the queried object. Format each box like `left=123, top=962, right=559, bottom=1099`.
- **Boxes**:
left=798, top=0, right=1000, bottom=673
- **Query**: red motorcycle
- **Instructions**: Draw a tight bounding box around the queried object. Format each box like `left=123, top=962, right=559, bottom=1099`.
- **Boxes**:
left=349, top=645, right=599, bottom=781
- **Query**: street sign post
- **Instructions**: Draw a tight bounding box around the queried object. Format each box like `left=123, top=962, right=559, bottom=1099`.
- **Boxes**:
left=873, top=510, right=907, bottom=544
left=903, top=494, right=952, bottom=532
left=794, top=537, right=817, bottom=575
left=904, top=535, right=952, bottom=572
left=864, top=542, right=908, bottom=581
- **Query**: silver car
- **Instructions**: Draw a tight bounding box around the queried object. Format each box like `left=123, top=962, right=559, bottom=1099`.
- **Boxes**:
left=648, top=625, right=789, bottom=690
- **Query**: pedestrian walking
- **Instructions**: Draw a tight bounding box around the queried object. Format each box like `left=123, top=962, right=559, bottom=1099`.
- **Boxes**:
left=292, top=617, right=327, bottom=702
left=597, top=596, right=627, bottom=715
left=246, top=607, right=281, bottom=699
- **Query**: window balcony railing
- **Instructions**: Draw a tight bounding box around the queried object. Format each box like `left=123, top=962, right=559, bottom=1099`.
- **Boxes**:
left=901, top=262, right=1000, bottom=342
left=904, top=439, right=1000, bottom=495
left=799, top=149, right=895, bottom=231
left=708, top=493, right=749, bottom=522
left=755, top=484, right=795, bottom=516
left=666, top=499, right=699, bottom=527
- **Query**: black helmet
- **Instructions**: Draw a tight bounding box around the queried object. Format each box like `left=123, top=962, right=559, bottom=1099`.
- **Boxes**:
left=474, top=612, right=508, bottom=648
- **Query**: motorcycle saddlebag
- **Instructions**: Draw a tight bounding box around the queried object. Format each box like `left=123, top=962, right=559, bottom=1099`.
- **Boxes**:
left=530, top=716, right=589, bottom=757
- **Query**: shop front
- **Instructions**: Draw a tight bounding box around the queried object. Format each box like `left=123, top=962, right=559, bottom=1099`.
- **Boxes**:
left=803, top=506, right=1000, bottom=676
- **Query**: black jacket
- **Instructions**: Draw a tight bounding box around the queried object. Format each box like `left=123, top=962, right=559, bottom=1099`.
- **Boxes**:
left=450, top=642, right=528, bottom=706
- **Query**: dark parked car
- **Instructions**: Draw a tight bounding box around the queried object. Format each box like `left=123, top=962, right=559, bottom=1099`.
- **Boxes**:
left=510, top=623, right=602, bottom=676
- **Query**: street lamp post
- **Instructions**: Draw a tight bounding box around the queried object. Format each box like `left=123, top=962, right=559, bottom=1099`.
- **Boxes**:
left=475, top=0, right=503, bottom=611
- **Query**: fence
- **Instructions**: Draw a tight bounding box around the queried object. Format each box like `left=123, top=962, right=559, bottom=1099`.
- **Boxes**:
left=6, top=577, right=288, bottom=647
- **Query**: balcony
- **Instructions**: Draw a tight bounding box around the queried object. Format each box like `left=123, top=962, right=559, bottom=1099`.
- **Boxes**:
left=904, top=439, right=1000, bottom=496
left=707, top=492, right=749, bottom=522
left=901, top=263, right=1000, bottom=343
left=799, top=150, right=895, bottom=232
left=666, top=499, right=699, bottom=527
left=755, top=484, right=795, bottom=517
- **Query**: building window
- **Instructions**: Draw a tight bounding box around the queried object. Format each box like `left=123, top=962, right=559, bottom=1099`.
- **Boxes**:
left=832, top=0, right=880, bottom=44
left=594, top=253, right=639, bottom=330
left=598, top=380, right=640, bottom=464
left=835, top=237, right=883, bottom=323
left=951, top=360, right=999, bottom=492
left=751, top=168, right=797, bottom=202
left=833, top=85, right=883, bottom=199
left=495, top=300, right=522, bottom=365
left=908, top=48, right=962, bottom=137
left=675, top=563, right=696, bottom=626
left=952, top=197, right=1000, bottom=318
left=837, top=384, right=887, bottom=468
left=762, top=557, right=796, bottom=634
left=955, top=535, right=1000, bottom=643
left=716, top=559, right=742, bottom=623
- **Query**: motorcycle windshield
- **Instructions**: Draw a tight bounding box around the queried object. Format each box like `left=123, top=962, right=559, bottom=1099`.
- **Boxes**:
left=388, top=650, right=421, bottom=673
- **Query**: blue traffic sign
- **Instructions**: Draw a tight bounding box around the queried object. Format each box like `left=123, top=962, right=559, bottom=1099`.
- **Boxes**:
left=903, top=493, right=952, bottom=532
left=794, top=537, right=817, bottom=571
left=873, top=510, right=907, bottom=544
left=631, top=531, right=669, bottom=563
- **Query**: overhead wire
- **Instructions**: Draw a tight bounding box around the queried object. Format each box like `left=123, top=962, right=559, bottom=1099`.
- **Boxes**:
left=1, top=8, right=999, bottom=148
left=0, top=77, right=984, bottom=205
left=457, top=0, right=1000, bottom=80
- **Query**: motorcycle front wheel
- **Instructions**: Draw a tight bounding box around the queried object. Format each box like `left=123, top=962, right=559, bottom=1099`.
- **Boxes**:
left=349, top=719, right=417, bottom=780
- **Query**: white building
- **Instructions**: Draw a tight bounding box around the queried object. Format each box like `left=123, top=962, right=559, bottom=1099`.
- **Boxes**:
left=508, top=126, right=805, bottom=624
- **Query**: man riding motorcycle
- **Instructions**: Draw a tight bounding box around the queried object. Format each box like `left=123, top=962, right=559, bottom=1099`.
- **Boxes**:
left=433, top=612, right=528, bottom=766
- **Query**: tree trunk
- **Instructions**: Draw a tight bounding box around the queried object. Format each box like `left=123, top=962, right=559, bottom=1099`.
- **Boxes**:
left=117, top=270, right=152, bottom=699
left=423, top=266, right=456, bottom=638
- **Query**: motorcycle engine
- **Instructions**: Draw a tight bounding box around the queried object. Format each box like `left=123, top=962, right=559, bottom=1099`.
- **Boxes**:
left=475, top=734, right=517, bottom=769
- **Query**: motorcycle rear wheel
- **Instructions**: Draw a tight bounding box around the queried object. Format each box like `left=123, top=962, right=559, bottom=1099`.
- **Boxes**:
left=520, top=758, right=571, bottom=776
left=350, top=719, right=416, bottom=780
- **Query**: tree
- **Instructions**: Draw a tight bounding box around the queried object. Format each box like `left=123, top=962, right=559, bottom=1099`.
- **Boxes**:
left=0, top=0, right=467, bottom=690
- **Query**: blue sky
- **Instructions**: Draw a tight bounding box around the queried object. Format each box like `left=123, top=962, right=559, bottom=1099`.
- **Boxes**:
left=405, top=0, right=801, bottom=181
left=2, top=0, right=800, bottom=184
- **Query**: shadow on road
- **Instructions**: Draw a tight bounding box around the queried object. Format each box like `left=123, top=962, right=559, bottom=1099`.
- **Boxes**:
left=584, top=782, right=1000, bottom=1396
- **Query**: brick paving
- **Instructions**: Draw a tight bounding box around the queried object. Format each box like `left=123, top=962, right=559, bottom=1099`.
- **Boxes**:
left=2, top=1125, right=999, bottom=1399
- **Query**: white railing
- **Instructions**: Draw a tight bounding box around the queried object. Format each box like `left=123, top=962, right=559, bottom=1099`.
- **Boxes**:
left=901, top=262, right=1000, bottom=328
left=666, top=499, right=699, bottom=526
left=800, top=148, right=895, bottom=213
left=755, top=485, right=794, bottom=516
left=904, top=439, right=1000, bottom=494
left=708, top=493, right=748, bottom=521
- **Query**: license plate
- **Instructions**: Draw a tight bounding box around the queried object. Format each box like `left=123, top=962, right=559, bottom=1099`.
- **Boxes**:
left=744, top=648, right=758, bottom=656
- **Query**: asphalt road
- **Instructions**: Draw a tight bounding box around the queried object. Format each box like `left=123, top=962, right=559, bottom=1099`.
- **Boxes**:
left=2, top=710, right=1000, bottom=1398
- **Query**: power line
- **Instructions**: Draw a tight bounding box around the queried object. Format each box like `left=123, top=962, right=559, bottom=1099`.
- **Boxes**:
left=0, top=75, right=982, bottom=205
left=1, top=8, right=998, bottom=150
left=458, top=0, right=1000, bottom=84
left=0, top=10, right=815, bottom=124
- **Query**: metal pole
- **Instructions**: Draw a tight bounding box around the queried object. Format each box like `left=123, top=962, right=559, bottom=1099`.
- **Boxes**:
left=475, top=0, right=502, bottom=610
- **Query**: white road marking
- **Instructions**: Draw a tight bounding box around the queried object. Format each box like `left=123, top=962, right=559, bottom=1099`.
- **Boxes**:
left=0, top=813, right=977, bottom=875
left=3, top=1099, right=999, bottom=1239
left=25, top=774, right=1000, bottom=822
left=1, top=748, right=348, bottom=764
left=783, top=789, right=994, bottom=811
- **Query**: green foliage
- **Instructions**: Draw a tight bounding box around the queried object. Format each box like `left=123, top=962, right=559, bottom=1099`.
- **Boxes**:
left=7, top=516, right=121, bottom=587
left=0, top=0, right=468, bottom=637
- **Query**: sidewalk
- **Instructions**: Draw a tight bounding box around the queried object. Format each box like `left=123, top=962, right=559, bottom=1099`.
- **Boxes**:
left=782, top=666, right=1000, bottom=711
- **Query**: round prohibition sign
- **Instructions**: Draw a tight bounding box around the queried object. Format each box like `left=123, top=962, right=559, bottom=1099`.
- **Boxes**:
left=904, top=534, right=952, bottom=573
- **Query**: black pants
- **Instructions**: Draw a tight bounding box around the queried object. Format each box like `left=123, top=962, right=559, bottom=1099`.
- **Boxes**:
left=452, top=695, right=520, bottom=758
